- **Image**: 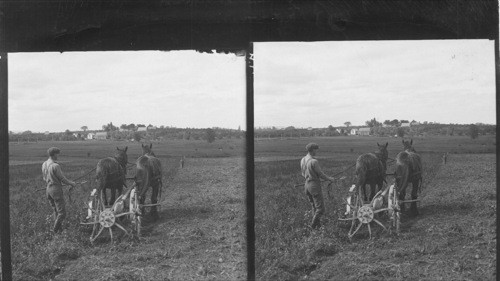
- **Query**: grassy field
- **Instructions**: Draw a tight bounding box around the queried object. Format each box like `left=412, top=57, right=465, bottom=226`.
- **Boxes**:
left=6, top=139, right=246, bottom=280
left=255, top=135, right=496, bottom=280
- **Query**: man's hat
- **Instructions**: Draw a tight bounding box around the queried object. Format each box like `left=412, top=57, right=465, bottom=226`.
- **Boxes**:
left=306, top=143, right=319, bottom=152
left=47, top=147, right=61, bottom=157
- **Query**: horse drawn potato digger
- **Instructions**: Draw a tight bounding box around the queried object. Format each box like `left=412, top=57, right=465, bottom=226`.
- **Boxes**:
left=337, top=140, right=423, bottom=240
left=340, top=183, right=402, bottom=239
left=80, top=144, right=163, bottom=243
left=81, top=183, right=143, bottom=243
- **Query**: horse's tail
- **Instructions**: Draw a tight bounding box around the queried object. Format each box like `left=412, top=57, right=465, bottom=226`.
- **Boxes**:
left=95, top=161, right=106, bottom=193
left=157, top=176, right=163, bottom=203
left=151, top=157, right=163, bottom=202
left=395, top=162, right=409, bottom=195
left=137, top=165, right=151, bottom=199
left=354, top=161, right=366, bottom=190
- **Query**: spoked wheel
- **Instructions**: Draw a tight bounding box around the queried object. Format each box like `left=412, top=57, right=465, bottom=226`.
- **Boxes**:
left=129, top=188, right=142, bottom=238
left=340, top=186, right=390, bottom=240
left=81, top=189, right=134, bottom=243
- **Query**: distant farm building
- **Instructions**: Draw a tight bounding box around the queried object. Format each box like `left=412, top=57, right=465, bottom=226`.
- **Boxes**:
left=350, top=128, right=358, bottom=135
left=95, top=132, right=108, bottom=140
left=358, top=127, right=371, bottom=136
left=401, top=122, right=411, bottom=128
left=87, top=133, right=95, bottom=140
left=137, top=126, right=147, bottom=132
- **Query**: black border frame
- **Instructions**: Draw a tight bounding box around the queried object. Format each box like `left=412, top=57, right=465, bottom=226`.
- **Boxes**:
left=1, top=1, right=498, bottom=280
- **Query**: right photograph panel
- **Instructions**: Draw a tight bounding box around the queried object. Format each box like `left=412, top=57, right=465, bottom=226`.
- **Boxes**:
left=253, top=40, right=496, bottom=280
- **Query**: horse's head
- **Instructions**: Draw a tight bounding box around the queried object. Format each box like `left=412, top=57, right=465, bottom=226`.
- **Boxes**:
left=141, top=143, right=156, bottom=157
left=114, top=146, right=128, bottom=168
left=376, top=142, right=389, bottom=168
left=402, top=139, right=416, bottom=152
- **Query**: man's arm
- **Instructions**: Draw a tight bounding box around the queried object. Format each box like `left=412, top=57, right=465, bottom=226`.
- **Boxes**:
left=41, top=163, right=47, bottom=182
left=312, top=160, right=335, bottom=182
left=53, top=164, right=76, bottom=186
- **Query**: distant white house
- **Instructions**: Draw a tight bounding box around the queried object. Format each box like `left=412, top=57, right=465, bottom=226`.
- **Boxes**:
left=349, top=128, right=357, bottom=135
left=95, top=132, right=108, bottom=140
left=147, top=125, right=157, bottom=130
left=44, top=131, right=50, bottom=135
left=401, top=122, right=411, bottom=128
left=358, top=127, right=371, bottom=136
left=87, top=133, right=95, bottom=140
left=410, top=121, right=420, bottom=126
left=137, top=126, right=147, bottom=132
left=307, top=127, right=313, bottom=131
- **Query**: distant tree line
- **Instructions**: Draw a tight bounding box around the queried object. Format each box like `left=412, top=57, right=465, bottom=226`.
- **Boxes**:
left=254, top=122, right=495, bottom=139
left=9, top=125, right=244, bottom=143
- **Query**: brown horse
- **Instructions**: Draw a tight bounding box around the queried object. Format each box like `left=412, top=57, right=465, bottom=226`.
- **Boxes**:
left=135, top=144, right=162, bottom=220
left=402, top=139, right=416, bottom=152
left=95, top=146, right=128, bottom=206
left=394, top=141, right=422, bottom=216
left=141, top=143, right=156, bottom=157
left=355, top=142, right=389, bottom=202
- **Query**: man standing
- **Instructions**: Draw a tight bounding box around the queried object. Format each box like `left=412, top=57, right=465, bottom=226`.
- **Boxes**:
left=300, top=143, right=335, bottom=229
left=41, top=147, right=76, bottom=233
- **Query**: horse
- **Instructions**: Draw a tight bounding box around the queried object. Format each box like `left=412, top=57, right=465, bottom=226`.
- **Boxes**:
left=394, top=141, right=422, bottom=216
left=354, top=142, right=389, bottom=202
left=402, top=139, right=416, bottom=152
left=135, top=144, right=162, bottom=220
left=141, top=143, right=156, bottom=157
left=95, top=146, right=128, bottom=206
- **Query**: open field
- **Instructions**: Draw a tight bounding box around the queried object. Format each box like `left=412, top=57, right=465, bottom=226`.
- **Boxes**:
left=6, top=139, right=246, bottom=280
left=255, top=135, right=496, bottom=280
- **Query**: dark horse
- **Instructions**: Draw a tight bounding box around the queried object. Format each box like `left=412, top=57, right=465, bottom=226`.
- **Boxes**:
left=135, top=144, right=162, bottom=220
left=141, top=143, right=156, bottom=157
left=402, top=139, right=416, bottom=152
left=355, top=142, right=389, bottom=202
left=394, top=140, right=422, bottom=216
left=95, top=146, right=128, bottom=206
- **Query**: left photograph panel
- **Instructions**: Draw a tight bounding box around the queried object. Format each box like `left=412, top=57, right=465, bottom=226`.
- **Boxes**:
left=8, top=51, right=247, bottom=280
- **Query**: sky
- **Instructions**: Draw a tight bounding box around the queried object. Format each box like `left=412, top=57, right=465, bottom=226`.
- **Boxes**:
left=254, top=40, right=496, bottom=128
left=9, top=51, right=246, bottom=133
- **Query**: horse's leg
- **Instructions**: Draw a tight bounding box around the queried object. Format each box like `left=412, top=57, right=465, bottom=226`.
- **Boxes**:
left=97, top=175, right=107, bottom=206
left=110, top=186, right=116, bottom=205
left=150, top=183, right=159, bottom=221
left=357, top=173, right=368, bottom=202
left=369, top=183, right=377, bottom=202
left=117, top=183, right=123, bottom=203
left=101, top=177, right=108, bottom=206
left=410, top=179, right=420, bottom=217
left=139, top=191, right=146, bottom=218
left=398, top=186, right=407, bottom=214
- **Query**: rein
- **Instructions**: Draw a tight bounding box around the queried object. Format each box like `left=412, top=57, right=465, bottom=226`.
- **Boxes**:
left=73, top=167, right=97, bottom=182
left=332, top=163, right=356, bottom=177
